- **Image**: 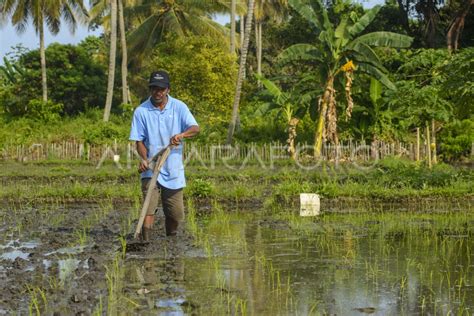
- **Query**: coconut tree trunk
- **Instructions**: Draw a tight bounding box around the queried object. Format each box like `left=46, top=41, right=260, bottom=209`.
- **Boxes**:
left=230, top=0, right=236, bottom=53
left=240, top=16, right=246, bottom=79
left=255, top=20, right=262, bottom=79
left=258, top=23, right=262, bottom=75
left=39, top=21, right=48, bottom=102
left=226, top=0, right=255, bottom=144
left=118, top=0, right=130, bottom=104
left=240, top=16, right=245, bottom=48
left=447, top=0, right=473, bottom=52
left=254, top=20, right=261, bottom=87
left=103, top=0, right=118, bottom=122
left=314, top=76, right=334, bottom=157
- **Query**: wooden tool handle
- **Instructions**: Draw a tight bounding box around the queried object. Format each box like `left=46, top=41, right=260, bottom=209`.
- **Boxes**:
left=134, top=146, right=172, bottom=239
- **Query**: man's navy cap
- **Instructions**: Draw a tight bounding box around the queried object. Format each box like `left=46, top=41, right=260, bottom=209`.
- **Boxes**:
left=149, top=70, right=170, bottom=88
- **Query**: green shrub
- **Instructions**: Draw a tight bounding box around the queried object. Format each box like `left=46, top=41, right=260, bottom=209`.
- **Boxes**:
left=145, top=35, right=238, bottom=143
left=26, top=99, right=63, bottom=122
left=371, top=157, right=457, bottom=189
left=272, top=180, right=312, bottom=204
left=439, top=119, right=474, bottom=161
left=83, top=121, right=127, bottom=145
left=1, top=40, right=108, bottom=117
left=186, top=179, right=215, bottom=198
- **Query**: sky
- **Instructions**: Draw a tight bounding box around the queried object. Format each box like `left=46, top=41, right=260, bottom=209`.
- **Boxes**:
left=0, top=0, right=384, bottom=63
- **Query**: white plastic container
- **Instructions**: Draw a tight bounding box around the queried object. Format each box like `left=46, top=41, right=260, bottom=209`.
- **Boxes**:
left=300, top=193, right=320, bottom=216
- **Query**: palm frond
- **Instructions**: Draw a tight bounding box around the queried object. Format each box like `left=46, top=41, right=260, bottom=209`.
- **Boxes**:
left=127, top=13, right=164, bottom=55
left=45, top=12, right=61, bottom=34
left=164, top=9, right=184, bottom=36
left=0, top=0, right=17, bottom=16
left=89, top=0, right=108, bottom=20
left=182, top=11, right=228, bottom=38
left=61, top=3, right=79, bottom=33
left=11, top=0, right=29, bottom=31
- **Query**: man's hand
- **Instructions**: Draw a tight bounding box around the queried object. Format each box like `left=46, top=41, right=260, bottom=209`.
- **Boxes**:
left=170, top=133, right=183, bottom=146
left=169, top=126, right=200, bottom=146
left=138, top=159, right=149, bottom=173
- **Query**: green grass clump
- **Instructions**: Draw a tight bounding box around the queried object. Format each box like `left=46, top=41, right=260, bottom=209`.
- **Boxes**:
left=0, top=157, right=472, bottom=203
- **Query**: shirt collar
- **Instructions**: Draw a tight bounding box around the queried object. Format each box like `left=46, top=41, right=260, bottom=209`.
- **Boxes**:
left=147, top=95, right=173, bottom=111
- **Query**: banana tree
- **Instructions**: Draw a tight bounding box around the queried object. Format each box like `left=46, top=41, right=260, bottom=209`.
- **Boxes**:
left=0, top=57, right=25, bottom=84
left=255, top=74, right=310, bottom=159
left=352, top=78, right=404, bottom=158
left=279, top=0, right=413, bottom=157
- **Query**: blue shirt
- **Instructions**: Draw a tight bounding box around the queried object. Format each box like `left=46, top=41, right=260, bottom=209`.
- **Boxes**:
left=129, top=95, right=198, bottom=189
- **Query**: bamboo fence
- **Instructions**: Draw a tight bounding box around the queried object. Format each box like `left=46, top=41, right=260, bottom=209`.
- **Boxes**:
left=0, top=139, right=454, bottom=164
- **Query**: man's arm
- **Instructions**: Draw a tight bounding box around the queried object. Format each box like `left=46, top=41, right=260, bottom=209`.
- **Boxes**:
left=170, top=125, right=200, bottom=146
left=136, top=141, right=149, bottom=173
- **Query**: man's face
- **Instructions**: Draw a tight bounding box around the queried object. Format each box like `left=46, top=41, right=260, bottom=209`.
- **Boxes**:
left=150, top=86, right=169, bottom=104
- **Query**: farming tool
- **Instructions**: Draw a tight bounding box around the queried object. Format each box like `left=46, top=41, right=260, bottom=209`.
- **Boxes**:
left=133, top=145, right=172, bottom=240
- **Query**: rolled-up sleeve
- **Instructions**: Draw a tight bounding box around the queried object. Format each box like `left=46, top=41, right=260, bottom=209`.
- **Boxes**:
left=129, top=109, right=146, bottom=141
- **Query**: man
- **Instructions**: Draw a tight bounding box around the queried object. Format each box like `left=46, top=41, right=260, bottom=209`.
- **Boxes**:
left=129, top=70, right=199, bottom=240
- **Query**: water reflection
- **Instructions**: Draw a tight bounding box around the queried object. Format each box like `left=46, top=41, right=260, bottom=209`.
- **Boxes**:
left=123, top=208, right=474, bottom=315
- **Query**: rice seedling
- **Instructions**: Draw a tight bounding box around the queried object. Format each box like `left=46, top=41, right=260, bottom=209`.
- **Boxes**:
left=93, top=296, right=103, bottom=316
left=26, top=285, right=48, bottom=315
left=104, top=254, right=124, bottom=314
left=73, top=228, right=88, bottom=247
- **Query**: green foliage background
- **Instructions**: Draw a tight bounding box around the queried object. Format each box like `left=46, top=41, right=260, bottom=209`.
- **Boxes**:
left=0, top=39, right=108, bottom=117
left=0, top=0, right=473, bottom=160
left=143, top=36, right=238, bottom=143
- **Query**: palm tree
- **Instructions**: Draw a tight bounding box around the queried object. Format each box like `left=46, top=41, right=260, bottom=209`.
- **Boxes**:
left=253, top=0, right=288, bottom=78
left=118, top=0, right=130, bottom=104
left=230, top=0, right=236, bottom=53
left=103, top=0, right=117, bottom=121
left=125, top=0, right=231, bottom=64
left=90, top=0, right=131, bottom=110
left=230, top=0, right=247, bottom=54
left=226, top=0, right=255, bottom=144
left=279, top=0, right=413, bottom=157
left=0, top=0, right=88, bottom=102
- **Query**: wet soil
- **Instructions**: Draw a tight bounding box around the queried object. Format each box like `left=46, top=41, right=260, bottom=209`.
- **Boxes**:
left=2, top=199, right=473, bottom=314
left=0, top=203, right=197, bottom=315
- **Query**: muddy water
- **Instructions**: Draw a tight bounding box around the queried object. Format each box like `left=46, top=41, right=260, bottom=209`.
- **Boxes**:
left=1, top=202, right=473, bottom=315
left=123, top=207, right=474, bottom=315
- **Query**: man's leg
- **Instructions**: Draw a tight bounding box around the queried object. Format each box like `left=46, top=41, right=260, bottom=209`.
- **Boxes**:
left=159, top=184, right=184, bottom=236
left=141, top=178, right=160, bottom=241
